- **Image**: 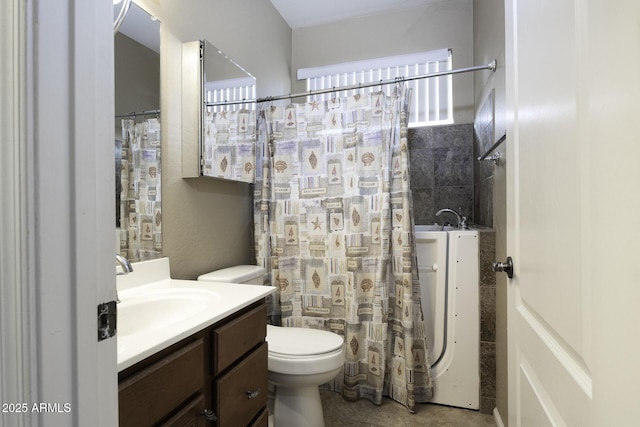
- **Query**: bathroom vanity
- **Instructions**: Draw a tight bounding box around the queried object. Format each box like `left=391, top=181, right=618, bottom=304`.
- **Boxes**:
left=116, top=258, right=274, bottom=426
left=118, top=301, right=268, bottom=426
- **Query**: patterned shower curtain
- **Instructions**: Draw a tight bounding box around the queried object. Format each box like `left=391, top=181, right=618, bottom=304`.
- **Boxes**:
left=253, top=85, right=433, bottom=410
left=118, top=117, right=162, bottom=262
left=202, top=108, right=257, bottom=183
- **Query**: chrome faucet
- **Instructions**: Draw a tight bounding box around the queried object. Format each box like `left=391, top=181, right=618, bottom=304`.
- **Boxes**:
left=115, top=254, right=133, bottom=304
left=115, top=253, right=134, bottom=275
left=435, top=208, right=468, bottom=229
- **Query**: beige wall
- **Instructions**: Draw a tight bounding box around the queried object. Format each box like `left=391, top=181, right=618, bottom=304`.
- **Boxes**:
left=473, top=0, right=507, bottom=423
left=291, top=0, right=474, bottom=123
left=138, top=0, right=291, bottom=279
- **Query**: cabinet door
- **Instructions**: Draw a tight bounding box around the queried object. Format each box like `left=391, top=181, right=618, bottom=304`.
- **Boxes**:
left=249, top=408, right=269, bottom=427
left=160, top=394, right=207, bottom=427
left=215, top=342, right=268, bottom=426
left=119, top=339, right=204, bottom=426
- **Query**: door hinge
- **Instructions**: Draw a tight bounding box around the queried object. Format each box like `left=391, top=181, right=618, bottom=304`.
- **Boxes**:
left=98, top=301, right=117, bottom=341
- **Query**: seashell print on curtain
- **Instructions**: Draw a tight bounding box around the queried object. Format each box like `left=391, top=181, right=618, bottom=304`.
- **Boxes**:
left=253, top=85, right=433, bottom=410
left=118, top=117, right=162, bottom=262
left=202, top=108, right=257, bottom=183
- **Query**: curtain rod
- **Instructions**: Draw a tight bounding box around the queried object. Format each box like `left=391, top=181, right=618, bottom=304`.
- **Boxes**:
left=205, top=60, right=497, bottom=108
left=115, top=109, right=160, bottom=118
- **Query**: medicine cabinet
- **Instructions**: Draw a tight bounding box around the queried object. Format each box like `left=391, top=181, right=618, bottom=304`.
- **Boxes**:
left=182, top=40, right=257, bottom=183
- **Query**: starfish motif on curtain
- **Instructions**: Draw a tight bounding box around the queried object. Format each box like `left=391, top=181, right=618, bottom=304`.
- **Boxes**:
left=312, top=216, right=322, bottom=230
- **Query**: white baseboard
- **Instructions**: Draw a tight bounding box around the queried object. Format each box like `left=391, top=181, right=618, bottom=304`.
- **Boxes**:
left=494, top=407, right=506, bottom=427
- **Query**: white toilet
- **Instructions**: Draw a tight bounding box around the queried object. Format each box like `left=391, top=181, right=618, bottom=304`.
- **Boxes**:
left=198, top=265, right=345, bottom=427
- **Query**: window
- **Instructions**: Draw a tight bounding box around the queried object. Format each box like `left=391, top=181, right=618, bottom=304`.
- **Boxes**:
left=298, top=49, right=453, bottom=127
left=205, top=76, right=257, bottom=112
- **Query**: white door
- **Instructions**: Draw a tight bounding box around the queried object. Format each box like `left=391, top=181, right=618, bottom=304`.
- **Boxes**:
left=505, top=0, right=640, bottom=425
left=1, top=1, right=118, bottom=426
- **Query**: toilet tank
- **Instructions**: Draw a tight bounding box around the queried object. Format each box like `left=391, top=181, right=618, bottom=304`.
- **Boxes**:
left=197, top=265, right=266, bottom=285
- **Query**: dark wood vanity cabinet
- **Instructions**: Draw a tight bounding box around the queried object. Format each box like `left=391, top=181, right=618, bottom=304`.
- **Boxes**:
left=118, top=301, right=268, bottom=427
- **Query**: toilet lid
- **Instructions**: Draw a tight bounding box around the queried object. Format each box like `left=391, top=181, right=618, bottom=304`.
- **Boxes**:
left=266, top=325, right=344, bottom=356
left=197, top=265, right=265, bottom=283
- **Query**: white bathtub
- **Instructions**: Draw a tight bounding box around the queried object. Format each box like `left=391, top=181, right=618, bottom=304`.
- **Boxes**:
left=414, top=225, right=479, bottom=409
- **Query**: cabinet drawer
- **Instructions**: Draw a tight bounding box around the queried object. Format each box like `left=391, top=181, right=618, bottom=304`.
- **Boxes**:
left=212, top=303, right=266, bottom=374
left=119, top=338, right=204, bottom=427
left=214, top=342, right=268, bottom=427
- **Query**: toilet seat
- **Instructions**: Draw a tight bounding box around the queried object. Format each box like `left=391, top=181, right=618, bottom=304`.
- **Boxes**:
left=266, top=325, right=344, bottom=375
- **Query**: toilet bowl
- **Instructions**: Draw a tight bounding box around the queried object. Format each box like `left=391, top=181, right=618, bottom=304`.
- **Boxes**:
left=266, top=324, right=344, bottom=427
left=198, top=266, right=345, bottom=427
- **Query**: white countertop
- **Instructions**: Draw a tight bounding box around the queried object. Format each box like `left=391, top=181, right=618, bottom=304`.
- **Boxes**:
left=116, top=258, right=275, bottom=372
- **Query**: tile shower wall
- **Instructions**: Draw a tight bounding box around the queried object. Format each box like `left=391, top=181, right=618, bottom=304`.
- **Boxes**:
left=409, top=124, right=496, bottom=414
left=473, top=90, right=498, bottom=414
left=474, top=89, right=497, bottom=229
left=409, top=124, right=475, bottom=225
left=478, top=229, right=497, bottom=414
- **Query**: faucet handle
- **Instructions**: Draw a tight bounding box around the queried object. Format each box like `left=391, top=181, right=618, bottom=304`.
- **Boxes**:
left=457, top=207, right=469, bottom=229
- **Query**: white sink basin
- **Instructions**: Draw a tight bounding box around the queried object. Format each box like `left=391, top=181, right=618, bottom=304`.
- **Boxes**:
left=117, top=288, right=220, bottom=337
left=115, top=258, right=276, bottom=372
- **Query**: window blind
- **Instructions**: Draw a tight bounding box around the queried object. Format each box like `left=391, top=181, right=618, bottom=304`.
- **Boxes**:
left=298, top=49, right=453, bottom=127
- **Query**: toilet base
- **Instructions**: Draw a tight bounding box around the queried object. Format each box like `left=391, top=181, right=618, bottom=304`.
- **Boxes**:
left=273, top=385, right=325, bottom=427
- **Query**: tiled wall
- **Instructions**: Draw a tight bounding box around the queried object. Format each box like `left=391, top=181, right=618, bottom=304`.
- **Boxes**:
left=409, top=124, right=475, bottom=225
left=474, top=89, right=497, bottom=229
left=409, top=124, right=496, bottom=414
left=474, top=90, right=498, bottom=414
left=478, top=230, right=497, bottom=414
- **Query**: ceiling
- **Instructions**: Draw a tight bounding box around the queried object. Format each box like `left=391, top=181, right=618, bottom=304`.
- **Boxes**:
left=270, top=0, right=438, bottom=29
left=117, top=1, right=439, bottom=51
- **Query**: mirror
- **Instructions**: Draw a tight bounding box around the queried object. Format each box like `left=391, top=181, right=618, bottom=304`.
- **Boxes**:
left=182, top=40, right=257, bottom=183
left=115, top=2, right=162, bottom=262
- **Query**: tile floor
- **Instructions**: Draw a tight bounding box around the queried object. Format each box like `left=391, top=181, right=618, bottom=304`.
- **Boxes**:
left=320, top=389, right=496, bottom=427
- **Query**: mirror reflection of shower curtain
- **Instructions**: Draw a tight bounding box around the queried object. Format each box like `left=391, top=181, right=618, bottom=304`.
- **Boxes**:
left=202, top=108, right=257, bottom=183
left=118, top=117, right=162, bottom=262
left=254, top=85, right=433, bottom=410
